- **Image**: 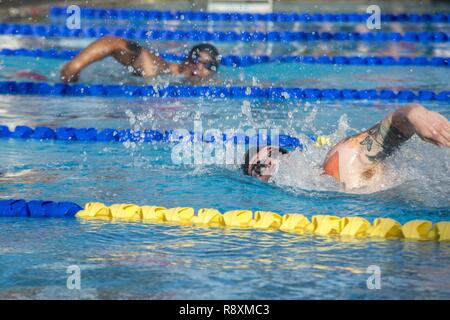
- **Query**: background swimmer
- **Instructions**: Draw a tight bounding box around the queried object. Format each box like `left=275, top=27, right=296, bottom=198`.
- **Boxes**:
left=242, top=103, right=450, bottom=192
left=0, top=169, right=58, bottom=184
left=0, top=169, right=36, bottom=182
left=60, top=36, right=220, bottom=84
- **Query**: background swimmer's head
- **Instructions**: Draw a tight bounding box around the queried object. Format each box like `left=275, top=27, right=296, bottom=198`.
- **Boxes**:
left=182, top=43, right=220, bottom=83
left=242, top=146, right=289, bottom=182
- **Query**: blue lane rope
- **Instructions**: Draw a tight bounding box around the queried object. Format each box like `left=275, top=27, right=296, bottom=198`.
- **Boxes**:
left=49, top=7, right=450, bottom=24
left=1, top=81, right=449, bottom=102
left=1, top=48, right=449, bottom=68
left=0, top=124, right=305, bottom=149
left=1, top=23, right=448, bottom=43
left=0, top=199, right=81, bottom=218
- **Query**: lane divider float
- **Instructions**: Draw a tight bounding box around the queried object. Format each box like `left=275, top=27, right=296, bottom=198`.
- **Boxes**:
left=49, top=7, right=450, bottom=24
left=76, top=202, right=450, bottom=241
left=1, top=48, right=448, bottom=68
left=0, top=124, right=307, bottom=149
left=0, top=199, right=81, bottom=217
left=1, top=81, right=449, bottom=102
left=1, top=23, right=448, bottom=43
left=1, top=199, right=449, bottom=241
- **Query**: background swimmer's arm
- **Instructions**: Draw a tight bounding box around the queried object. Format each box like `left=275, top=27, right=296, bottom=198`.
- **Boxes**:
left=360, top=103, right=450, bottom=161
left=60, top=36, right=171, bottom=82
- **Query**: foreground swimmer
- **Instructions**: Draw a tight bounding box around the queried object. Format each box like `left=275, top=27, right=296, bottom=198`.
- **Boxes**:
left=242, top=103, right=450, bottom=191
left=60, top=36, right=220, bottom=83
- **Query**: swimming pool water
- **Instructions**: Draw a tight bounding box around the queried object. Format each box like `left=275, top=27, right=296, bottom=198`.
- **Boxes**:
left=1, top=217, right=449, bottom=299
left=0, top=3, right=450, bottom=300
left=1, top=98, right=449, bottom=299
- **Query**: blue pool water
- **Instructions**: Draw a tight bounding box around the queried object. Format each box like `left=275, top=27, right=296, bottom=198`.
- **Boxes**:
left=1, top=3, right=450, bottom=299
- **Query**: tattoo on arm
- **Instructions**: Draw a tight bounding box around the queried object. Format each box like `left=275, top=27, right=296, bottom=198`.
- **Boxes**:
left=360, top=135, right=373, bottom=152
left=360, top=115, right=413, bottom=161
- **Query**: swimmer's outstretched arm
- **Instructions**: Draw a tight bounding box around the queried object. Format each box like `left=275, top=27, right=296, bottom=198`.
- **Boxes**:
left=360, top=103, right=450, bottom=160
left=60, top=36, right=174, bottom=83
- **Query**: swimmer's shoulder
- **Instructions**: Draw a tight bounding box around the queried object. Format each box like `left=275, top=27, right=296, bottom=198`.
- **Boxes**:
left=323, top=131, right=368, bottom=163
left=322, top=131, right=373, bottom=182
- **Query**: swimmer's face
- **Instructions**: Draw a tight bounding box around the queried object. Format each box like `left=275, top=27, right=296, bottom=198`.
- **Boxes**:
left=246, top=147, right=285, bottom=182
left=183, top=51, right=217, bottom=83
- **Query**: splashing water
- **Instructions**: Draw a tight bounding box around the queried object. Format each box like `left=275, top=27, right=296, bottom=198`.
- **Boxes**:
left=271, top=147, right=341, bottom=192
left=121, top=97, right=449, bottom=209
left=270, top=113, right=450, bottom=208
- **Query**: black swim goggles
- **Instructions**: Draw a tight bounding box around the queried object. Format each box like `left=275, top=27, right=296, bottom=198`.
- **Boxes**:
left=251, top=160, right=269, bottom=177
left=190, top=56, right=218, bottom=71
left=250, top=149, right=274, bottom=177
left=249, top=147, right=288, bottom=177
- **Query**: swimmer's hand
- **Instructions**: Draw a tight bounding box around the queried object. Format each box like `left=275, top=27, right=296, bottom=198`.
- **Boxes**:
left=404, top=103, right=450, bottom=147
left=60, top=62, right=80, bottom=83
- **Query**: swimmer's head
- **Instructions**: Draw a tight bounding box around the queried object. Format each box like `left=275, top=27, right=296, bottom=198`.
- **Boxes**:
left=182, top=43, right=220, bottom=83
left=242, top=146, right=289, bottom=182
